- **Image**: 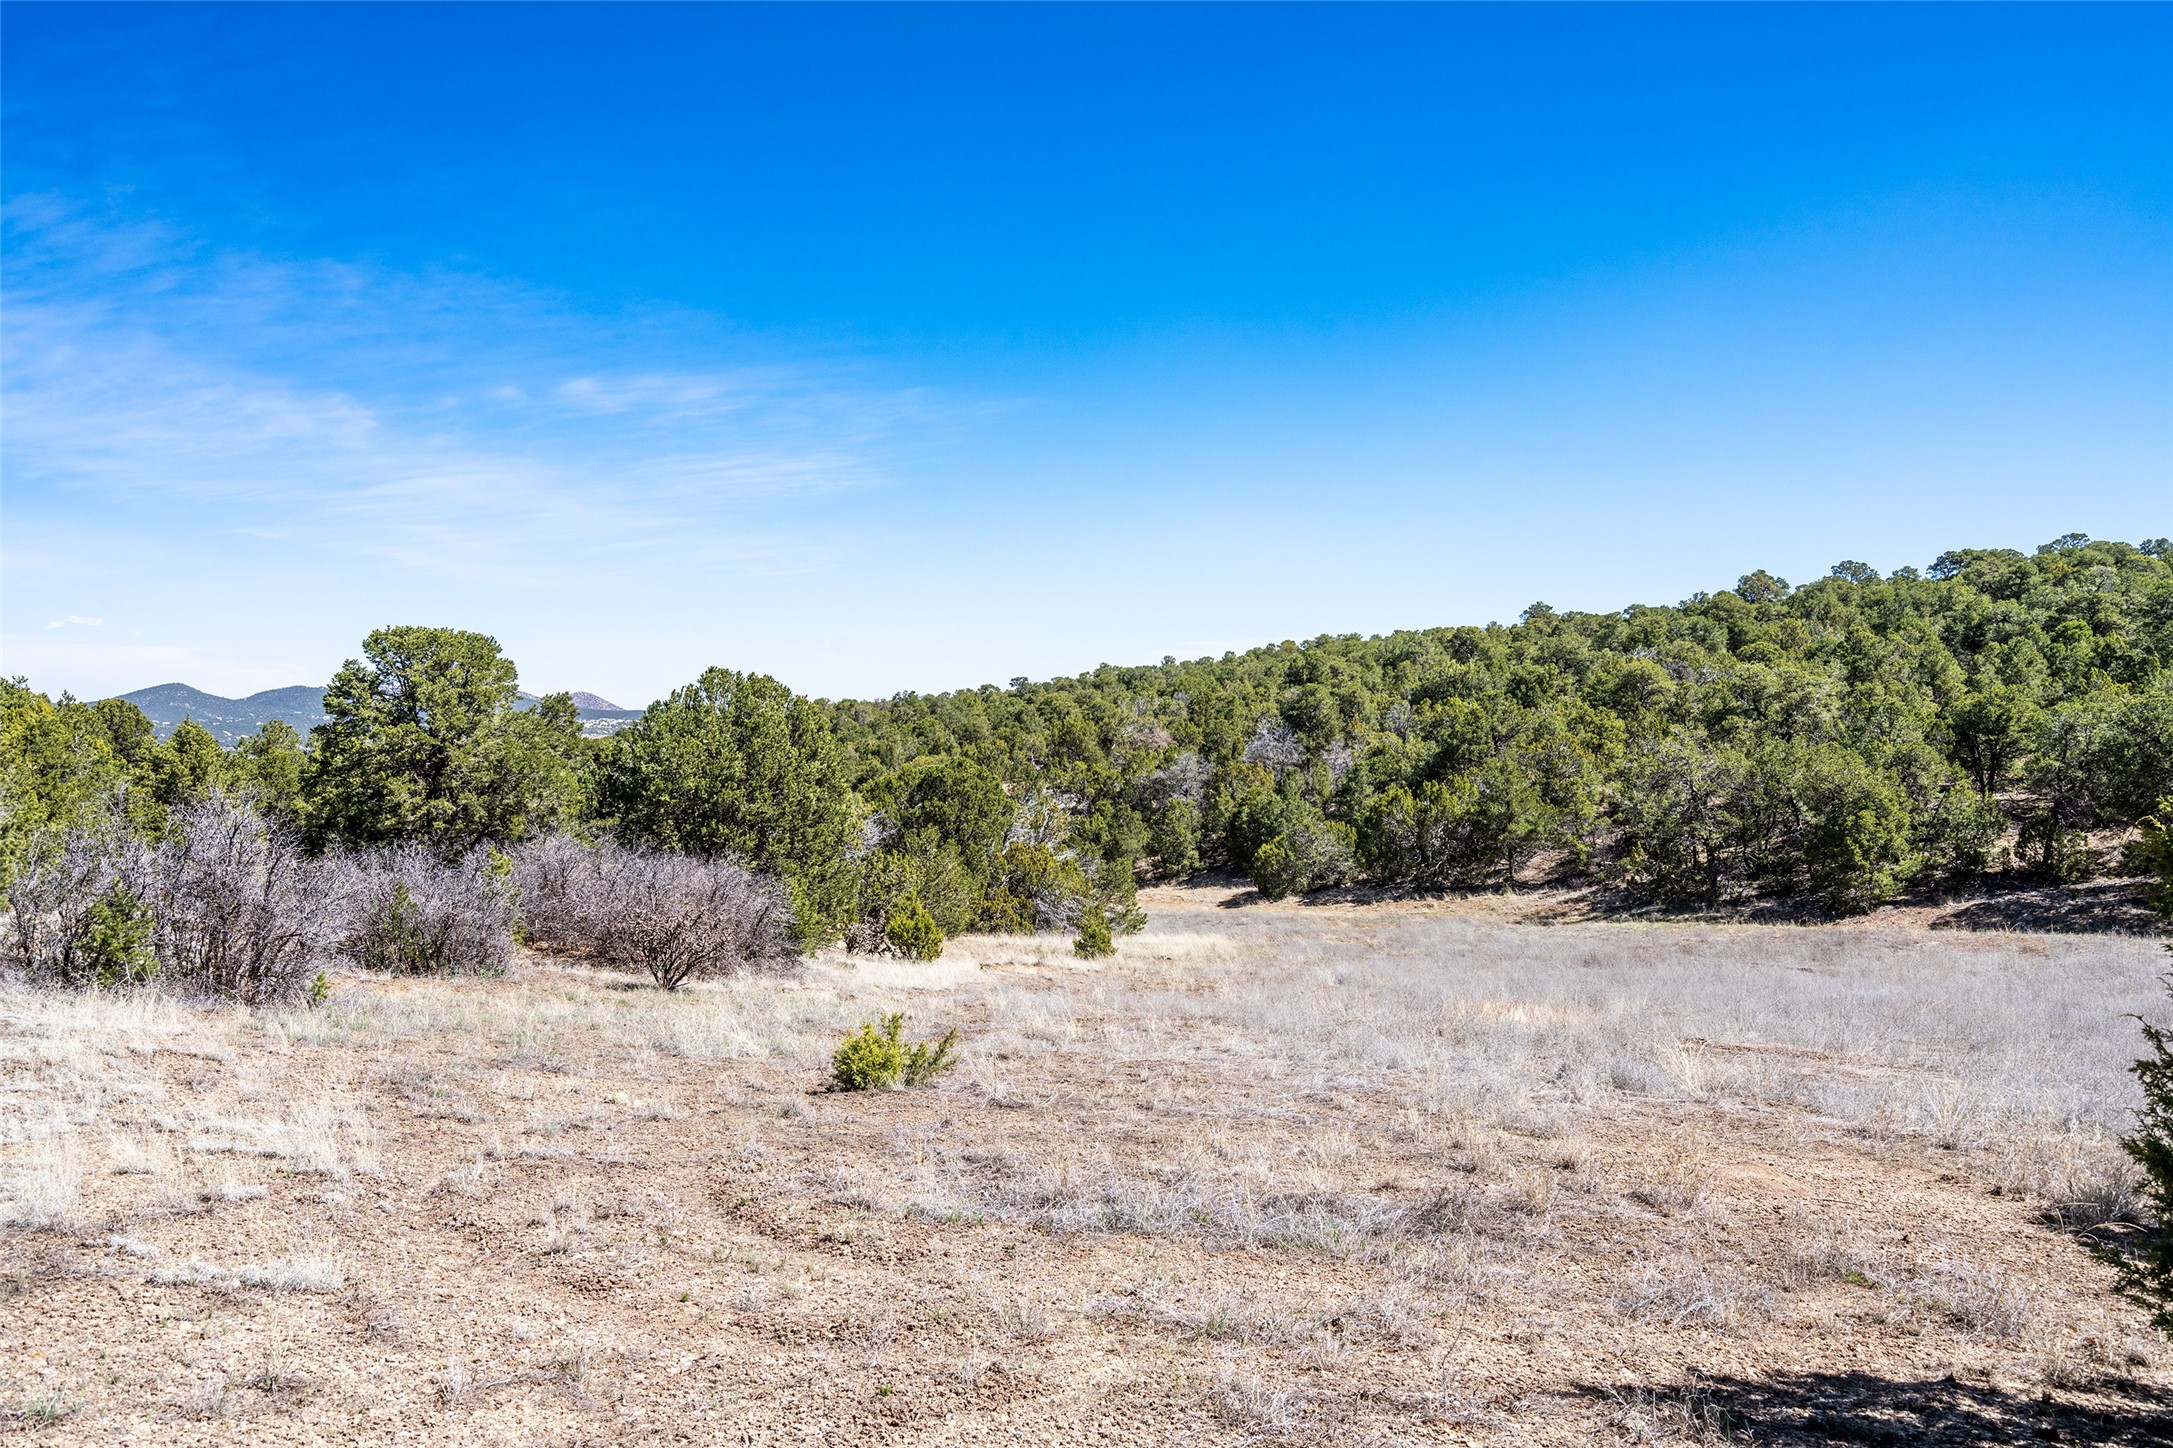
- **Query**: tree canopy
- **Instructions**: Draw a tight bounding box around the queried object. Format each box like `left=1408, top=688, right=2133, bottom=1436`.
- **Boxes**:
left=301, top=626, right=584, bottom=852
left=590, top=667, right=861, bottom=947
left=6, top=533, right=2169, bottom=944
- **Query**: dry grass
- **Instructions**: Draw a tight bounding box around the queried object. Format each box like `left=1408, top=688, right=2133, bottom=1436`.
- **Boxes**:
left=1, top=895, right=2166, bottom=1443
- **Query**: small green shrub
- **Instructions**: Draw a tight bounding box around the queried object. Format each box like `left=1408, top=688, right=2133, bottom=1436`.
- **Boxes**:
left=82, top=883, right=157, bottom=987
left=884, top=890, right=944, bottom=960
left=2116, top=977, right=2173, bottom=1334
left=904, top=1026, right=960, bottom=1085
left=1073, top=905, right=1115, bottom=959
left=829, top=1012, right=960, bottom=1091
left=831, top=1019, right=902, bottom=1089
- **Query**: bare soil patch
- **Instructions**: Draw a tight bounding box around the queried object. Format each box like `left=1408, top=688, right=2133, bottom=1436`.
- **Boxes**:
left=2, top=909, right=2166, bottom=1444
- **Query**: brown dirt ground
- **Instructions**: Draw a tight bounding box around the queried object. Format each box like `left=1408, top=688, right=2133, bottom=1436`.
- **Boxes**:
left=3, top=904, right=2168, bottom=1446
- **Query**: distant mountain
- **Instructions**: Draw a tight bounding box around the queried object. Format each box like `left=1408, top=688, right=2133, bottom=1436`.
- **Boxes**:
left=515, top=689, right=644, bottom=736
left=117, top=684, right=329, bottom=746
left=119, top=683, right=643, bottom=743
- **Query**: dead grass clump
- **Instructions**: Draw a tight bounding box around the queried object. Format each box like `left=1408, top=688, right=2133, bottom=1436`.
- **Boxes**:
left=1784, top=1231, right=2035, bottom=1340
left=0, top=1141, right=83, bottom=1231
left=1624, top=1155, right=1712, bottom=1218
left=1904, top=1258, right=2034, bottom=1340
left=986, top=1293, right=1060, bottom=1345
left=1616, top=1258, right=1767, bottom=1330
left=236, top=1256, right=346, bottom=1292
left=1782, top=1229, right=1895, bottom=1292
left=1988, top=1136, right=2145, bottom=1228
left=1604, top=1378, right=1742, bottom=1444
left=1106, top=1280, right=1310, bottom=1347
left=1211, top=1370, right=1309, bottom=1437
left=1398, top=1186, right=1518, bottom=1240
left=1320, top=1289, right=1435, bottom=1347
left=147, top=1256, right=344, bottom=1292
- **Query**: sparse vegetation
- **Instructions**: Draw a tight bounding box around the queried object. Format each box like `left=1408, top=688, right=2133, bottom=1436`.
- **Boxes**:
left=0, top=897, right=2164, bottom=1439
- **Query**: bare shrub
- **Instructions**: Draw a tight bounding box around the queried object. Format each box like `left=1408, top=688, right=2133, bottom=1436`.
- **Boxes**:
left=596, top=847, right=793, bottom=987
left=505, top=832, right=595, bottom=953
left=3, top=798, right=155, bottom=987
left=147, top=794, right=339, bottom=1006
left=333, top=845, right=513, bottom=975
left=511, top=836, right=793, bottom=988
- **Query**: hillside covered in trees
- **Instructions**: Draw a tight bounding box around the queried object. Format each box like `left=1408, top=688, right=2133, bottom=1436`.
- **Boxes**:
left=5, top=533, right=2171, bottom=957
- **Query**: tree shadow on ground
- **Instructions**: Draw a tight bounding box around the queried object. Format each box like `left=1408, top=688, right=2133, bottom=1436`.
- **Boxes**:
left=1928, top=878, right=2165, bottom=936
left=1573, top=1370, right=2173, bottom=1445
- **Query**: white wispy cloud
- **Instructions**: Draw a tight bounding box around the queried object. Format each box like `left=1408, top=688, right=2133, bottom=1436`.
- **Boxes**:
left=1, top=195, right=931, bottom=590
left=44, top=615, right=102, bottom=629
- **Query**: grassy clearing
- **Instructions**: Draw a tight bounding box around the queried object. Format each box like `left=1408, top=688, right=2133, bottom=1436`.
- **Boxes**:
left=0, top=905, right=2165, bottom=1443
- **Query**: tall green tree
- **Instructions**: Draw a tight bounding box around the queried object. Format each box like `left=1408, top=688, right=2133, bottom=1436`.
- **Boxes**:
left=152, top=718, right=227, bottom=809
left=0, top=682, right=135, bottom=885
left=230, top=720, right=307, bottom=823
left=592, top=668, right=860, bottom=948
left=302, top=626, right=582, bottom=851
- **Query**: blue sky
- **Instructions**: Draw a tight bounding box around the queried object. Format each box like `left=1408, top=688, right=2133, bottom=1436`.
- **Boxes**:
left=3, top=3, right=2168, bottom=706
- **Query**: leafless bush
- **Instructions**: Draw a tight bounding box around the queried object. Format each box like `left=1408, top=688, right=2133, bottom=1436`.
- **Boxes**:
left=2, top=798, right=154, bottom=986
left=592, top=848, right=793, bottom=988
left=509, top=835, right=793, bottom=988
left=332, top=844, right=514, bottom=975
left=147, top=793, right=340, bottom=1006
left=7, top=793, right=336, bottom=1005
left=505, top=832, right=597, bottom=954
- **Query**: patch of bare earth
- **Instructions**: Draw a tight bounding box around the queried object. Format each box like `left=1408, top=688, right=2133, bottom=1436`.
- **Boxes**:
left=2, top=905, right=2168, bottom=1444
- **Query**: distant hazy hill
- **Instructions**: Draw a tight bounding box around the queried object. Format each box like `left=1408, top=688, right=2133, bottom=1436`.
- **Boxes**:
left=118, top=684, right=642, bottom=743
left=117, top=684, right=331, bottom=746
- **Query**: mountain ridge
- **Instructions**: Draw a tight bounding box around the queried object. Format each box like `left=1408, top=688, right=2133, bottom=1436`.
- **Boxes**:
left=116, top=683, right=640, bottom=743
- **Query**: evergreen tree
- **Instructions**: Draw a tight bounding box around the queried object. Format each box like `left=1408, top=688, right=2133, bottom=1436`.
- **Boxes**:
left=592, top=668, right=860, bottom=948
left=302, top=626, right=583, bottom=851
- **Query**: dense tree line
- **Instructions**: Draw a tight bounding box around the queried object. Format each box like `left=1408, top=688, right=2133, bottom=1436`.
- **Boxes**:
left=5, top=535, right=2170, bottom=963
left=821, top=533, right=2173, bottom=913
